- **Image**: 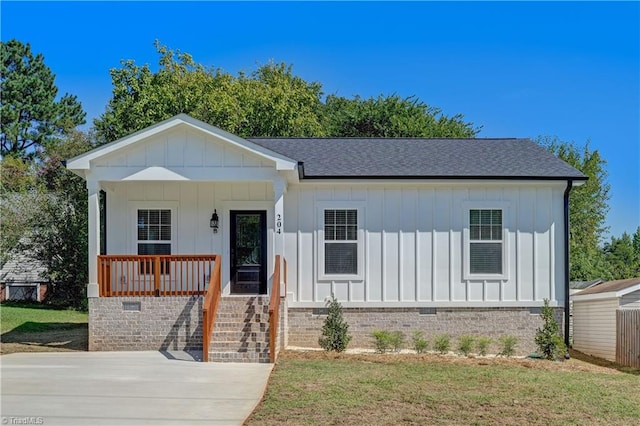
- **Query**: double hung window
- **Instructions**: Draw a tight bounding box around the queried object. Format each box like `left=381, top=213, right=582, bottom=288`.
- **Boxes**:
left=469, top=209, right=503, bottom=275
left=324, top=209, right=358, bottom=275
left=137, top=209, right=172, bottom=273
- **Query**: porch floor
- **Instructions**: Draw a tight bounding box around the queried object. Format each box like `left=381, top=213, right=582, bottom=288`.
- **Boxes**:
left=1, top=351, right=273, bottom=425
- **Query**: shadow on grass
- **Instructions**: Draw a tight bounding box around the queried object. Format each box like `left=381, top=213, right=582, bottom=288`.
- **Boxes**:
left=1, top=322, right=88, bottom=353
left=570, top=348, right=640, bottom=375
left=1, top=301, right=87, bottom=312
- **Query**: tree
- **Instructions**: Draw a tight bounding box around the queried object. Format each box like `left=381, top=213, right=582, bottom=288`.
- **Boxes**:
left=95, top=41, right=478, bottom=142
left=537, top=137, right=611, bottom=280
left=603, top=231, right=640, bottom=279
left=318, top=294, right=352, bottom=352
left=535, top=299, right=566, bottom=360
left=3, top=132, right=94, bottom=308
left=1, top=39, right=85, bottom=159
left=633, top=226, right=640, bottom=262
left=324, top=94, right=478, bottom=137
left=94, top=41, right=326, bottom=143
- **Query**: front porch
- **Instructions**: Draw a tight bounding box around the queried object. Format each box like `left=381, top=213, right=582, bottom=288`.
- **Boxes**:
left=98, top=254, right=217, bottom=297
left=90, top=254, right=286, bottom=363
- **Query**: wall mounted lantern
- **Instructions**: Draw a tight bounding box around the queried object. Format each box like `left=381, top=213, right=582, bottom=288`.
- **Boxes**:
left=210, top=209, right=219, bottom=233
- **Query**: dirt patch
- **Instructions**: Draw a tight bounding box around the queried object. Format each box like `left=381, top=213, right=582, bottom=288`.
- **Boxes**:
left=279, top=347, right=623, bottom=375
left=0, top=325, right=88, bottom=355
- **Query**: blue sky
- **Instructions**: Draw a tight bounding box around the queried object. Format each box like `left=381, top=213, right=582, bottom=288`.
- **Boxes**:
left=2, top=1, right=639, bottom=239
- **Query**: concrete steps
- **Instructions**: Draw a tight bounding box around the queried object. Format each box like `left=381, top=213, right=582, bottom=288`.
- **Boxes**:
left=208, top=296, right=271, bottom=363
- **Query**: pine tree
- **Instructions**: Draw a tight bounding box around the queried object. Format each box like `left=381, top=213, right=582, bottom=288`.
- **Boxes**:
left=1, top=39, right=85, bottom=159
left=534, top=299, right=566, bottom=360
left=318, top=294, right=352, bottom=352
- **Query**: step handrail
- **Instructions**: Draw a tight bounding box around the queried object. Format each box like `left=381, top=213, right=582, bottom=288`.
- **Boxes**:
left=202, top=255, right=222, bottom=362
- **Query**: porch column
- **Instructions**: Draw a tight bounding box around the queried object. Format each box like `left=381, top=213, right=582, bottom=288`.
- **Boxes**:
left=273, top=179, right=286, bottom=297
left=87, top=180, right=101, bottom=298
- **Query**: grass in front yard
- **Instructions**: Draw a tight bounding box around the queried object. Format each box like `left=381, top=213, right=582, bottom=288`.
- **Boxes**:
left=246, top=351, right=640, bottom=425
left=0, top=302, right=88, bottom=354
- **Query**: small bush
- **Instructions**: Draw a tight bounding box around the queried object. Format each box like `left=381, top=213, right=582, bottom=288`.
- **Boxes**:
left=476, top=337, right=492, bottom=356
left=457, top=335, right=475, bottom=357
left=372, top=330, right=392, bottom=353
left=389, top=331, right=406, bottom=352
left=318, top=294, right=352, bottom=352
left=433, top=334, right=450, bottom=354
left=499, top=335, right=518, bottom=357
left=412, top=331, right=429, bottom=354
left=534, top=298, right=567, bottom=360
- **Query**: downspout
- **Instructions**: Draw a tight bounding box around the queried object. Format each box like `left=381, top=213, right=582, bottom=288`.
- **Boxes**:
left=563, top=179, right=573, bottom=348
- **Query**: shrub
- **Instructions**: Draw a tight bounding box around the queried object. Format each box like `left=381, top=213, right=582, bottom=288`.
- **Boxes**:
left=372, top=330, right=392, bottom=353
left=412, top=330, right=429, bottom=354
left=476, top=337, right=492, bottom=356
left=389, top=331, right=405, bottom=352
left=318, top=294, right=352, bottom=352
left=499, top=335, right=518, bottom=357
left=534, top=298, right=567, bottom=360
left=457, top=335, right=475, bottom=357
left=433, top=334, right=450, bottom=354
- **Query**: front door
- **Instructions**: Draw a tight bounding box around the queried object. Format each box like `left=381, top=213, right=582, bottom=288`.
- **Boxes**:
left=230, top=211, right=267, bottom=294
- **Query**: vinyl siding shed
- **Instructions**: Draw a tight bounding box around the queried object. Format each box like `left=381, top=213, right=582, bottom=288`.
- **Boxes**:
left=572, top=278, right=640, bottom=363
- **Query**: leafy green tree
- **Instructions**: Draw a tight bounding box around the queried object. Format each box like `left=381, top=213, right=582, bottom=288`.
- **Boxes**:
left=324, top=94, right=478, bottom=137
left=538, top=137, right=611, bottom=280
left=94, top=41, right=325, bottom=142
left=0, top=155, right=35, bottom=193
left=7, top=132, right=94, bottom=308
left=95, top=41, right=478, bottom=143
left=603, top=231, right=640, bottom=279
left=1, top=39, right=85, bottom=158
left=633, top=227, right=640, bottom=262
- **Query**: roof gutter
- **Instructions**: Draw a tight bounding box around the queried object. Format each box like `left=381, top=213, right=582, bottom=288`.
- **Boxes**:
left=563, top=179, right=573, bottom=349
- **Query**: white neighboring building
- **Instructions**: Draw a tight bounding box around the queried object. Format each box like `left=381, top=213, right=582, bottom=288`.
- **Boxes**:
left=572, top=278, right=640, bottom=362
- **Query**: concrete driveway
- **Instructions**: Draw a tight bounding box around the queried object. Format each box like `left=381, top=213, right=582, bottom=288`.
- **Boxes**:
left=1, top=351, right=273, bottom=425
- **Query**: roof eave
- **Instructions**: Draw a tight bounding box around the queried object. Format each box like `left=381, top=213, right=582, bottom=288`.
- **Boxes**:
left=66, top=114, right=298, bottom=175
left=298, top=175, right=588, bottom=181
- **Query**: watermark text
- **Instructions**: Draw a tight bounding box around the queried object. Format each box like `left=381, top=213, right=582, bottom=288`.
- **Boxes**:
left=2, top=417, right=44, bottom=425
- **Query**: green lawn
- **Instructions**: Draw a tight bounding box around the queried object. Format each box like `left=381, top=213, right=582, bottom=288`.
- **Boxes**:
left=1, top=302, right=88, bottom=354
left=1, top=302, right=88, bottom=333
left=247, top=351, right=640, bottom=426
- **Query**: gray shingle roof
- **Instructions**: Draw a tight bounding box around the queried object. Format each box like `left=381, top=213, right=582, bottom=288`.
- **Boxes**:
left=570, top=279, right=604, bottom=290
left=0, top=251, right=47, bottom=284
left=247, top=137, right=587, bottom=179
left=575, top=278, right=640, bottom=296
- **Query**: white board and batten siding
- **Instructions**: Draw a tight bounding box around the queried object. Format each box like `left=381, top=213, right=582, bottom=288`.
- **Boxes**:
left=572, top=298, right=619, bottom=361
left=88, top=123, right=567, bottom=308
left=93, top=124, right=283, bottom=293
left=283, top=182, right=566, bottom=308
left=91, top=124, right=279, bottom=182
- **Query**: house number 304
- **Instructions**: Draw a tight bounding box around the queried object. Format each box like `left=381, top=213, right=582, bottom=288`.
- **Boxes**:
left=276, top=214, right=283, bottom=234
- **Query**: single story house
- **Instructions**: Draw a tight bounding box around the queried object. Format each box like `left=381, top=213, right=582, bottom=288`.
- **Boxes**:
left=0, top=250, right=48, bottom=302
left=66, top=114, right=586, bottom=362
left=572, top=277, right=640, bottom=366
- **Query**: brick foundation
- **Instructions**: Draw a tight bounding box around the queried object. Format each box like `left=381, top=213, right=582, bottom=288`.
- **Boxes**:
left=286, top=307, right=565, bottom=356
left=89, top=296, right=203, bottom=351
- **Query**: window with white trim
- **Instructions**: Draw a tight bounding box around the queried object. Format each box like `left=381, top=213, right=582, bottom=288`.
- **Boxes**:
left=469, top=209, right=503, bottom=274
left=324, top=209, right=358, bottom=275
left=137, top=209, right=171, bottom=273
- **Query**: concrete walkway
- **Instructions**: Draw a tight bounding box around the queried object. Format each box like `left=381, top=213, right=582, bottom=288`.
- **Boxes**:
left=1, top=351, right=273, bottom=425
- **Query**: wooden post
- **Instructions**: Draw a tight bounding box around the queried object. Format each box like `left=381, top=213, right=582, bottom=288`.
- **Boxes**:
left=154, top=256, right=161, bottom=296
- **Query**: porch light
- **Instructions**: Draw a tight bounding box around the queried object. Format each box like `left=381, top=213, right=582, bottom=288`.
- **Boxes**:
left=210, top=210, right=219, bottom=233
